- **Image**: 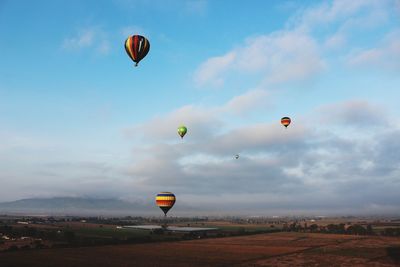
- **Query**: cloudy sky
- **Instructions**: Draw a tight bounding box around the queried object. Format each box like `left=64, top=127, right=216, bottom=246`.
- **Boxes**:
left=0, top=0, right=399, bottom=215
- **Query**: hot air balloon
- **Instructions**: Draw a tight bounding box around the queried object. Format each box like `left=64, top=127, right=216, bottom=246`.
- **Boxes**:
left=235, top=154, right=239, bottom=159
left=281, top=117, right=291, bottom=128
left=177, top=125, right=187, bottom=139
left=124, top=35, right=150, bottom=67
left=156, top=192, right=176, bottom=216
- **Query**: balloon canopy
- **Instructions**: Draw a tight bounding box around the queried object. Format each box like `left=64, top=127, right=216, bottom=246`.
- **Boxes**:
left=124, top=35, right=150, bottom=66
left=177, top=125, right=187, bottom=138
left=156, top=192, right=176, bottom=215
left=281, top=117, right=291, bottom=128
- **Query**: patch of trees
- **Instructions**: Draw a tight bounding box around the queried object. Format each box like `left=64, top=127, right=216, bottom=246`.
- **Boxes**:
left=381, top=228, right=400, bottom=237
left=282, top=222, right=379, bottom=236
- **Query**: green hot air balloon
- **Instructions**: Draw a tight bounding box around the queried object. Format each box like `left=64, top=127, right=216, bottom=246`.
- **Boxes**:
left=177, top=125, right=187, bottom=139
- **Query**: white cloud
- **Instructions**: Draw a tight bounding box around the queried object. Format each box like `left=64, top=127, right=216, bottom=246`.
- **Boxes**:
left=348, top=48, right=383, bottom=65
left=193, top=30, right=325, bottom=87
left=120, top=98, right=400, bottom=214
left=120, top=25, right=146, bottom=38
left=317, top=100, right=387, bottom=128
left=62, top=27, right=110, bottom=55
left=97, top=40, right=110, bottom=55
left=237, top=31, right=317, bottom=72
left=347, top=30, right=400, bottom=69
left=283, top=164, right=305, bottom=179
left=193, top=52, right=236, bottom=87
left=125, top=88, right=270, bottom=141
left=244, top=31, right=325, bottom=84
left=319, top=0, right=395, bottom=52
left=125, top=104, right=222, bottom=142
left=62, top=29, right=95, bottom=50
left=290, top=0, right=388, bottom=31
left=2, top=97, right=400, bottom=214
left=193, top=0, right=397, bottom=88
left=324, top=31, right=346, bottom=49
left=222, top=89, right=269, bottom=115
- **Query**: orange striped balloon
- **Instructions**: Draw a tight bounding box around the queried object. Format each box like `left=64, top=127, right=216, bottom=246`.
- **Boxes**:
left=281, top=117, right=291, bottom=128
left=156, top=192, right=176, bottom=215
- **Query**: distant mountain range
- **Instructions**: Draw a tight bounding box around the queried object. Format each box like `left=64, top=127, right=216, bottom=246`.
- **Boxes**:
left=0, top=197, right=155, bottom=216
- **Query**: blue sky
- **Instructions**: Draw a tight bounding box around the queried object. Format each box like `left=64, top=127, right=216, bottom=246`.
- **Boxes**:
left=0, top=0, right=400, bottom=215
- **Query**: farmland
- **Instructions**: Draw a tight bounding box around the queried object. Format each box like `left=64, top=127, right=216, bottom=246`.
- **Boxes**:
left=1, top=215, right=400, bottom=266
left=0, top=232, right=399, bottom=267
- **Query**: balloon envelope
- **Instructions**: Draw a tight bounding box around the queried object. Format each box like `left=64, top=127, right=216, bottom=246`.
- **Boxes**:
left=124, top=35, right=150, bottom=66
left=177, top=125, right=187, bottom=138
left=281, top=117, right=291, bottom=128
left=235, top=154, right=239, bottom=159
left=156, top=192, right=176, bottom=215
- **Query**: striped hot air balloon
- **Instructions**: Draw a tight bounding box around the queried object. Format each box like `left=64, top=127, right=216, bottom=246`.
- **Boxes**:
left=156, top=192, right=176, bottom=216
left=124, top=35, right=150, bottom=67
left=281, top=117, right=291, bottom=128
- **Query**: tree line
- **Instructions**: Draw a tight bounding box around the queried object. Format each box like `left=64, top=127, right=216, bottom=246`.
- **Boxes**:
left=282, top=222, right=400, bottom=236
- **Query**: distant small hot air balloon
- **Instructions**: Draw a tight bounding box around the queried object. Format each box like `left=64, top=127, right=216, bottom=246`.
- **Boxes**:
left=235, top=154, right=239, bottom=159
left=177, top=125, right=187, bottom=139
left=124, top=35, right=150, bottom=67
left=281, top=117, right=291, bottom=128
left=156, top=192, right=176, bottom=216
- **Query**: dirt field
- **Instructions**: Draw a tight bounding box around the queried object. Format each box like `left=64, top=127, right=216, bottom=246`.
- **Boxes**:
left=0, top=232, right=399, bottom=267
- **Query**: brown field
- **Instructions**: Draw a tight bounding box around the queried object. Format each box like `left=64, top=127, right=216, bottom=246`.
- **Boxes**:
left=0, top=232, right=399, bottom=267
